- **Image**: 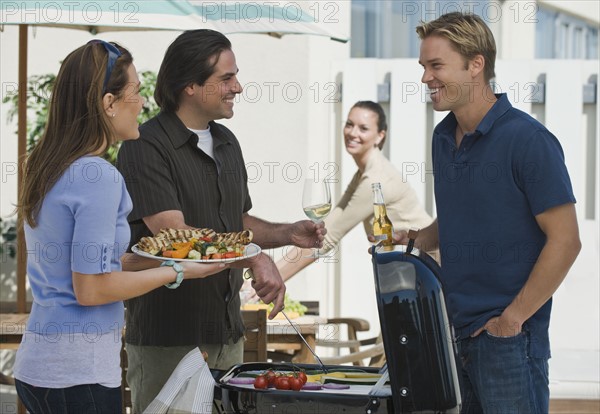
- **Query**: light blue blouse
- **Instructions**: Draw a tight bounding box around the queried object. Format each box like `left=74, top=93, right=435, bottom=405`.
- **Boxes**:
left=14, top=156, right=132, bottom=388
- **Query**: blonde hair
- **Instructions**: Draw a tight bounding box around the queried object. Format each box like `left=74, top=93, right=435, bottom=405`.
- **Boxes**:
left=416, top=12, right=496, bottom=83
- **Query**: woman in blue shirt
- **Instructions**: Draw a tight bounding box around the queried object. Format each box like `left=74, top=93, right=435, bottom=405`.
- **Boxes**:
left=13, top=41, right=225, bottom=413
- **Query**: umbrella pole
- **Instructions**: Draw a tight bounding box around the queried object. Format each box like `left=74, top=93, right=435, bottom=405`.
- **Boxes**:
left=17, top=24, right=27, bottom=314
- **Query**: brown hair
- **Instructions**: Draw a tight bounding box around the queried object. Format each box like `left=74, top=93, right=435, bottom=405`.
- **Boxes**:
left=351, top=101, right=388, bottom=150
left=18, top=41, right=133, bottom=227
left=416, top=12, right=496, bottom=83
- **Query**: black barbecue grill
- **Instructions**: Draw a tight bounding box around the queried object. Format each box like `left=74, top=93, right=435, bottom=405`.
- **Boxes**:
left=213, top=246, right=461, bottom=413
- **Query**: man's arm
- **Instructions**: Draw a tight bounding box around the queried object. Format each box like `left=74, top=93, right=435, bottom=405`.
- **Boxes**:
left=143, top=211, right=326, bottom=251
left=479, top=203, right=581, bottom=337
left=143, top=210, right=191, bottom=234
left=242, top=213, right=326, bottom=250
left=389, top=218, right=439, bottom=251
left=230, top=253, right=286, bottom=319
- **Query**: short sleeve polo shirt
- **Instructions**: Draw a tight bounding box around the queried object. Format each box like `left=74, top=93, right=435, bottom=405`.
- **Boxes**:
left=432, top=94, right=575, bottom=358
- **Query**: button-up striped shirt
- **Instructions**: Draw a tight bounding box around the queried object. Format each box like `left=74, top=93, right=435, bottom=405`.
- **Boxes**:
left=117, top=111, right=252, bottom=346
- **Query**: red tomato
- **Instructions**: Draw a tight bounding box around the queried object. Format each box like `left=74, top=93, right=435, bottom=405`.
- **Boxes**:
left=297, top=371, right=308, bottom=385
left=222, top=251, right=237, bottom=259
left=275, top=377, right=290, bottom=390
left=254, top=375, right=268, bottom=389
left=211, top=253, right=223, bottom=260
left=289, top=377, right=303, bottom=391
left=265, top=370, right=277, bottom=388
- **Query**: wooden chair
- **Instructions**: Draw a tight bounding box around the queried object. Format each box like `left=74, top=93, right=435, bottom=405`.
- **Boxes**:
left=266, top=301, right=320, bottom=363
left=241, top=309, right=267, bottom=362
left=300, top=301, right=320, bottom=316
left=318, top=317, right=386, bottom=367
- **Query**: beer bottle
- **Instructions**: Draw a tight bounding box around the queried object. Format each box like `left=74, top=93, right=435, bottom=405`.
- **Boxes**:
left=372, top=182, right=394, bottom=251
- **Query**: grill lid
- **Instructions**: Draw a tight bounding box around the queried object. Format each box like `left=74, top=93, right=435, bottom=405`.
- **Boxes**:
left=371, top=244, right=461, bottom=412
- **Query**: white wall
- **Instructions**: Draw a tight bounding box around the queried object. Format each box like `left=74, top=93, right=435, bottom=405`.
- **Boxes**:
left=221, top=3, right=352, bottom=317
left=494, top=0, right=537, bottom=59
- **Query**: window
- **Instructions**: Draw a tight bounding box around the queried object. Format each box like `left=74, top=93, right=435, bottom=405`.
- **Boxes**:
left=351, top=0, right=493, bottom=58
left=536, top=4, right=598, bottom=59
left=351, top=1, right=599, bottom=60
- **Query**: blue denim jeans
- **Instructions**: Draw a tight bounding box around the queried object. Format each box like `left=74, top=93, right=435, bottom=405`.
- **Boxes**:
left=15, top=380, right=121, bottom=414
left=456, top=330, right=549, bottom=413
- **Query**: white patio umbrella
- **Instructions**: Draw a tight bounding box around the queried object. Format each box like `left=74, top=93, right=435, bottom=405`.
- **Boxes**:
left=0, top=0, right=348, bottom=37
left=0, top=0, right=348, bottom=313
left=191, top=1, right=347, bottom=41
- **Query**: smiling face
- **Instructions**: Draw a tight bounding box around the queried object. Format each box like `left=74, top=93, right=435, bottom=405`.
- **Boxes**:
left=343, top=107, right=385, bottom=160
left=419, top=35, right=478, bottom=114
left=108, top=63, right=144, bottom=141
left=189, top=49, right=243, bottom=129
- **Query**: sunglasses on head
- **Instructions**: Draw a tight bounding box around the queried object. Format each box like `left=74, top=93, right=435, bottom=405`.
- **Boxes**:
left=88, top=40, right=122, bottom=93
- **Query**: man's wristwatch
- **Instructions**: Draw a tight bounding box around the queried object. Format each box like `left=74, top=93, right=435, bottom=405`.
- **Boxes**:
left=161, top=260, right=184, bottom=289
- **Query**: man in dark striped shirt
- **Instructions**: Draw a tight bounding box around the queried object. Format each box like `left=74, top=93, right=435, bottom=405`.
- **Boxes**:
left=117, top=29, right=326, bottom=413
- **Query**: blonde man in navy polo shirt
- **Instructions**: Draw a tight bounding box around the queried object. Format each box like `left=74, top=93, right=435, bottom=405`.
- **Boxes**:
left=391, top=12, right=581, bottom=413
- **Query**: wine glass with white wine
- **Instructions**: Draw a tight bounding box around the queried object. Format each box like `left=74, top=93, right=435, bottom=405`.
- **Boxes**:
left=302, top=178, right=331, bottom=257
